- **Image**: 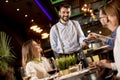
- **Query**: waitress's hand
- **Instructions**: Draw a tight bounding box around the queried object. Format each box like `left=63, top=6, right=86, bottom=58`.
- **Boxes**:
left=88, top=32, right=106, bottom=41
left=87, top=32, right=100, bottom=39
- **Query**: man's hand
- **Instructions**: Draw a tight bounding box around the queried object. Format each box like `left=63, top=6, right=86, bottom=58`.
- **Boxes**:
left=82, top=41, right=89, bottom=49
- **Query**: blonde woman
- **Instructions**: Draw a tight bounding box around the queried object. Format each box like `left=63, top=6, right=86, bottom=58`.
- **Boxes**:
left=22, top=39, right=53, bottom=80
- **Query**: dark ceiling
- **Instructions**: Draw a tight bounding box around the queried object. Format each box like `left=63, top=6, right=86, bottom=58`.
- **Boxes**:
left=0, top=0, right=107, bottom=40
left=0, top=0, right=58, bottom=25
left=0, top=0, right=58, bottom=39
left=0, top=0, right=108, bottom=62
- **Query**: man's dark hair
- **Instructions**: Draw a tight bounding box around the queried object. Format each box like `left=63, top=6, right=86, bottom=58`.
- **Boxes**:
left=59, top=3, right=71, bottom=11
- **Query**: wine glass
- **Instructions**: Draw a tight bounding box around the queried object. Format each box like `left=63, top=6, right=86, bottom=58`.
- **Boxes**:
left=77, top=51, right=89, bottom=68
left=48, top=57, right=58, bottom=75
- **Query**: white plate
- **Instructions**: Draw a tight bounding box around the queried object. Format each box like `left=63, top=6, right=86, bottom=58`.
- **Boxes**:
left=59, top=69, right=89, bottom=79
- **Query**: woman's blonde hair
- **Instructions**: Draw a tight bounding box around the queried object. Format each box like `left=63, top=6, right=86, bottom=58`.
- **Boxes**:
left=22, top=39, right=34, bottom=67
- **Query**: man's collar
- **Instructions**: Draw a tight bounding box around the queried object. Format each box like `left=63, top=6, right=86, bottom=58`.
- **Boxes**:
left=59, top=19, right=69, bottom=25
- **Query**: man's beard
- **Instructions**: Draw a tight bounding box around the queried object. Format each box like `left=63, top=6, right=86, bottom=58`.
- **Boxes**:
left=61, top=16, right=69, bottom=22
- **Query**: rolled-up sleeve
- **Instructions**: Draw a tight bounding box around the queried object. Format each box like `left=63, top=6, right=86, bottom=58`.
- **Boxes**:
left=75, top=21, right=86, bottom=45
left=104, top=38, right=115, bottom=47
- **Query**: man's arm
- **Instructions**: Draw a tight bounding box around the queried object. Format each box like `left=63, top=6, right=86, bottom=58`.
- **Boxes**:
left=75, top=21, right=86, bottom=45
left=50, top=26, right=58, bottom=53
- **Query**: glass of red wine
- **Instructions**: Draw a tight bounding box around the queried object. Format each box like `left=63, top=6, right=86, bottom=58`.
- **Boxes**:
left=48, top=57, right=58, bottom=75
left=47, top=69, right=57, bottom=75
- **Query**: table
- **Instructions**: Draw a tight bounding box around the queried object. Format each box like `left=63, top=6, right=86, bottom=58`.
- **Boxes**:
left=42, top=67, right=98, bottom=80
left=59, top=68, right=90, bottom=80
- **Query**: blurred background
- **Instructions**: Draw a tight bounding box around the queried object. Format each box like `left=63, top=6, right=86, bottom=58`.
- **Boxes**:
left=0, top=0, right=111, bottom=79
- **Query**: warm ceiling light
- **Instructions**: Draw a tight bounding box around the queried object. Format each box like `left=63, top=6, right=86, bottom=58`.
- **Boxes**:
left=84, top=4, right=87, bottom=7
left=25, top=14, right=28, bottom=17
left=91, top=14, right=98, bottom=21
left=99, top=31, right=102, bottom=34
left=33, top=27, right=40, bottom=31
left=17, top=8, right=20, bottom=11
left=91, top=13, right=94, bottom=16
left=36, top=29, right=43, bottom=33
left=89, top=9, right=93, bottom=13
left=30, top=25, right=37, bottom=29
left=30, top=25, right=43, bottom=33
left=81, top=7, right=84, bottom=11
left=41, top=33, right=49, bottom=39
left=81, top=4, right=89, bottom=12
left=87, top=30, right=91, bottom=33
left=5, top=0, right=8, bottom=3
left=81, top=4, right=94, bottom=13
left=31, top=19, right=34, bottom=22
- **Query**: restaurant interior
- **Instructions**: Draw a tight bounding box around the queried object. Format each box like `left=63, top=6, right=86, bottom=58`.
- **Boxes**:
left=0, top=0, right=115, bottom=80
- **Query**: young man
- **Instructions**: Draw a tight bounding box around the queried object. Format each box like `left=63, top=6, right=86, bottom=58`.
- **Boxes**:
left=50, top=4, right=88, bottom=67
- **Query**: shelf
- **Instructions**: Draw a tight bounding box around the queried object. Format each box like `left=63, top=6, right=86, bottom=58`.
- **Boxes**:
left=71, top=12, right=83, bottom=18
left=50, top=0, right=64, bottom=5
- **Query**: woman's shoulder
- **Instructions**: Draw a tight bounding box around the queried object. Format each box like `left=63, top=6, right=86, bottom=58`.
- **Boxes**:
left=118, top=26, right=120, bottom=30
left=25, top=61, right=35, bottom=68
left=26, top=61, right=35, bottom=65
left=117, top=26, right=120, bottom=33
left=41, top=57, right=48, bottom=61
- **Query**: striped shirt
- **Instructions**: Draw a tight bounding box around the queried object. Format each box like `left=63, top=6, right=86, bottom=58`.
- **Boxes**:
left=50, top=20, right=85, bottom=53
